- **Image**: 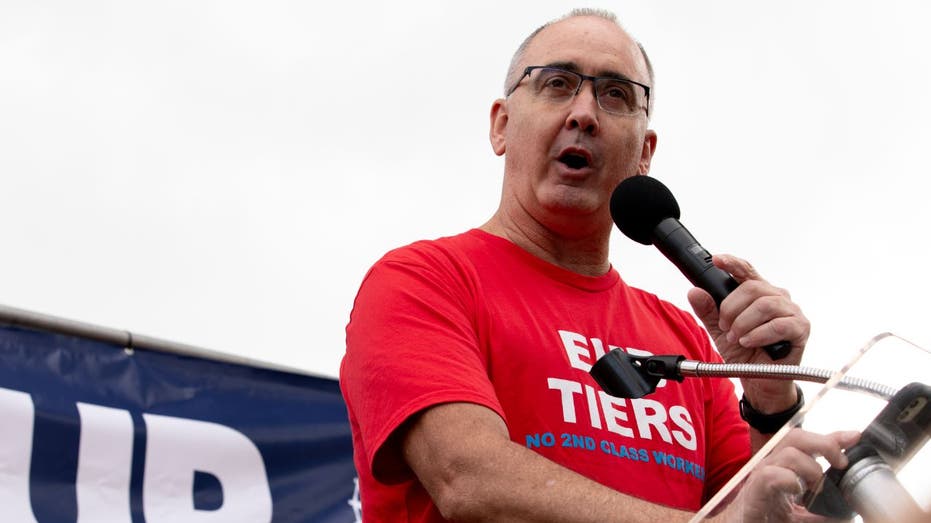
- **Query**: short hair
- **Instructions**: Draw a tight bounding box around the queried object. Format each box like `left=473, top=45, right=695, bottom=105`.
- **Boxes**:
left=503, top=8, right=655, bottom=110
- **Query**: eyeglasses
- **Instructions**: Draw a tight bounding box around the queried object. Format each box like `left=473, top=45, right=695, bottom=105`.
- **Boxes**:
left=506, top=66, right=651, bottom=116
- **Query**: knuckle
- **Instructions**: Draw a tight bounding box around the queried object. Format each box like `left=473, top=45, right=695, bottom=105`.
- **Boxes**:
left=756, top=295, right=782, bottom=315
left=742, top=279, right=766, bottom=294
left=768, top=317, right=791, bottom=337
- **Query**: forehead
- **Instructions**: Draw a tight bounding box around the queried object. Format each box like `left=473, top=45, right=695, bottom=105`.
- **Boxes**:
left=522, top=16, right=648, bottom=82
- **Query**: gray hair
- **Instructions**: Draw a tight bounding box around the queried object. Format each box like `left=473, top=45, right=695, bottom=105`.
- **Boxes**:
left=503, top=8, right=654, bottom=110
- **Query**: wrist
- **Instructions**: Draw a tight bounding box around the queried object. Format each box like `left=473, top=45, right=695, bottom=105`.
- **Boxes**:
left=739, top=384, right=804, bottom=434
left=739, top=379, right=798, bottom=413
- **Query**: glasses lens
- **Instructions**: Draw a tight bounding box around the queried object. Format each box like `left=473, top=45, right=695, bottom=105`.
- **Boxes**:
left=524, top=67, right=648, bottom=115
left=595, top=79, right=644, bottom=115
left=530, top=68, right=582, bottom=101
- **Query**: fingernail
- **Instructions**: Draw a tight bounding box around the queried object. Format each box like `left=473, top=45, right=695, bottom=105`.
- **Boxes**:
left=725, top=331, right=735, bottom=343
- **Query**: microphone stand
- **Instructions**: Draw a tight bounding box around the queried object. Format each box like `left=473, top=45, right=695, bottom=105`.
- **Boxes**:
left=590, top=350, right=929, bottom=522
left=589, top=349, right=898, bottom=401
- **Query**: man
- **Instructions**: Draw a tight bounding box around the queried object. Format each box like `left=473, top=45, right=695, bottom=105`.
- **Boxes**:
left=341, top=9, right=855, bottom=522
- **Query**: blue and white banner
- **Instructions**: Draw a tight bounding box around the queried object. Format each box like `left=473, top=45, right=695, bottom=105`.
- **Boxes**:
left=0, top=321, right=359, bottom=523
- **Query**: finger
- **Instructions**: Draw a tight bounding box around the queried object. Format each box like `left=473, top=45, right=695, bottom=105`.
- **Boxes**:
left=737, top=316, right=808, bottom=352
left=728, top=296, right=806, bottom=348
left=748, top=464, right=805, bottom=517
left=788, top=504, right=833, bottom=522
left=713, top=254, right=764, bottom=283
left=687, top=287, right=720, bottom=336
left=765, top=447, right=826, bottom=493
left=717, top=279, right=790, bottom=335
left=821, top=430, right=860, bottom=469
left=777, top=429, right=860, bottom=471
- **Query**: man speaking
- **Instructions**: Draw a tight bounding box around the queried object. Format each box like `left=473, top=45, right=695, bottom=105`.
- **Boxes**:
left=340, top=9, right=856, bottom=522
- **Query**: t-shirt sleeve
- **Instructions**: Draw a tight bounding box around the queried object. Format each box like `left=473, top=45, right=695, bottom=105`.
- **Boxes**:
left=340, top=246, right=504, bottom=483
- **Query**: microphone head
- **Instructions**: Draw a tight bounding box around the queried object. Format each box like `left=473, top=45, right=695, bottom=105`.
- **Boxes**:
left=610, top=175, right=681, bottom=245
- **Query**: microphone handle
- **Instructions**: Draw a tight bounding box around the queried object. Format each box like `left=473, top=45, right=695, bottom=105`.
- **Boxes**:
left=653, top=218, right=791, bottom=360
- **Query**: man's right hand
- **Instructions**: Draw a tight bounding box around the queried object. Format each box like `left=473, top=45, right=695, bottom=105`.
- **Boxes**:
left=715, top=428, right=860, bottom=522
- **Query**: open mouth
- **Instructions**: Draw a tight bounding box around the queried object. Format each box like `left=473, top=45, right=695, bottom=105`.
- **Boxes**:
left=558, top=150, right=592, bottom=170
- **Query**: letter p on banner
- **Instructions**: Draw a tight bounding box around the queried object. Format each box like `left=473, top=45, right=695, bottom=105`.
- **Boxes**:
left=142, top=414, right=273, bottom=523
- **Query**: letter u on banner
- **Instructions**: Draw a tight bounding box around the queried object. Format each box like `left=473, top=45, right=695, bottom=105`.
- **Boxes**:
left=76, top=402, right=134, bottom=522
left=0, top=387, right=39, bottom=523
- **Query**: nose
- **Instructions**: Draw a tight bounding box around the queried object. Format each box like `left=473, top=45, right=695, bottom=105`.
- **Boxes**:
left=565, top=81, right=599, bottom=135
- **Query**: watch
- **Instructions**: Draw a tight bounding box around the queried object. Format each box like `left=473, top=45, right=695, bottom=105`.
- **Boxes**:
left=739, top=385, right=804, bottom=434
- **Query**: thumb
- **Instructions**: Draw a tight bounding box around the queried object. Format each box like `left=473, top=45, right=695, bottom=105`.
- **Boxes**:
left=688, top=287, right=722, bottom=338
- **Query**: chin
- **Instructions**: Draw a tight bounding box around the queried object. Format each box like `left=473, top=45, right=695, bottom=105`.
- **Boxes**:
left=539, top=187, right=604, bottom=216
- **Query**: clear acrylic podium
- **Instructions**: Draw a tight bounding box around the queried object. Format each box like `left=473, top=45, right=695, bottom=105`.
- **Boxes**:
left=692, top=333, right=931, bottom=522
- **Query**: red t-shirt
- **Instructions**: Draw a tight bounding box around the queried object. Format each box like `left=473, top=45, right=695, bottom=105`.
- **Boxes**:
left=340, top=229, right=750, bottom=521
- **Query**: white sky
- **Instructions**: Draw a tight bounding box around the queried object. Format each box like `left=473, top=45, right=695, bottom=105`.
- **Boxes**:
left=2, top=1, right=930, bottom=379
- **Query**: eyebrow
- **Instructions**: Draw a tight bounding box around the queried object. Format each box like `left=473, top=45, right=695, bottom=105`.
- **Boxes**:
left=542, top=61, right=639, bottom=84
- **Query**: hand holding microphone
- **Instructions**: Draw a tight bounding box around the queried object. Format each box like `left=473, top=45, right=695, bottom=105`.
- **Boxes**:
left=610, top=175, right=808, bottom=361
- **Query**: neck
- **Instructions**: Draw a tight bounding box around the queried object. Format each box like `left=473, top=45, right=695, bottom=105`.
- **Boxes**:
left=480, top=210, right=612, bottom=277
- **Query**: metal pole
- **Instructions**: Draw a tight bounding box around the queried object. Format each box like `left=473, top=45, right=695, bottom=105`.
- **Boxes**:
left=0, top=303, right=327, bottom=378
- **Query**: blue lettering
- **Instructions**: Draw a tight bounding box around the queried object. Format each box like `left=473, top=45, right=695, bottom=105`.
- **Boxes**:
left=651, top=450, right=666, bottom=464
left=561, top=433, right=572, bottom=447
left=526, top=432, right=557, bottom=449
left=682, top=460, right=693, bottom=475
left=525, top=433, right=542, bottom=449
left=558, top=433, right=598, bottom=451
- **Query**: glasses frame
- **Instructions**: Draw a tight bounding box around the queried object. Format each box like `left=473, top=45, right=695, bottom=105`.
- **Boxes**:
left=506, top=65, right=651, bottom=116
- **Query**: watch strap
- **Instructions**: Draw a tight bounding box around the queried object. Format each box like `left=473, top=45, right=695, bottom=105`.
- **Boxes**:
left=739, top=385, right=804, bottom=434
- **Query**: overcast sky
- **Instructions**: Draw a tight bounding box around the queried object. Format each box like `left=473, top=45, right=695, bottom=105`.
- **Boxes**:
left=2, top=1, right=930, bottom=379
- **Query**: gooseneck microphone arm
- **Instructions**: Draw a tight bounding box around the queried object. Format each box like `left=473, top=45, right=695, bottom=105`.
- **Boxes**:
left=677, top=360, right=898, bottom=400
left=590, top=349, right=898, bottom=401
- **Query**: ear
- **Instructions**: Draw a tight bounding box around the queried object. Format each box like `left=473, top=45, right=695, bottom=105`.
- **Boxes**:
left=638, top=129, right=657, bottom=174
left=489, top=98, right=508, bottom=156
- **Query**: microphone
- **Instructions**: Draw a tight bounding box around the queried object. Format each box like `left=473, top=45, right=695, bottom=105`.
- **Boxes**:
left=610, top=175, right=791, bottom=360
